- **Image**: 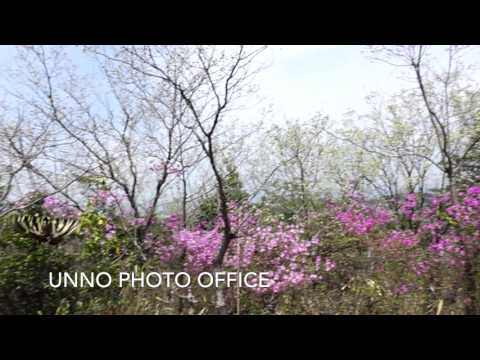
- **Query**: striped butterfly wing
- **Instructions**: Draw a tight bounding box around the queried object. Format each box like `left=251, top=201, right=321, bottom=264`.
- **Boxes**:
left=13, top=211, right=80, bottom=244
left=15, top=214, right=31, bottom=233
left=14, top=213, right=50, bottom=241
left=50, top=217, right=80, bottom=244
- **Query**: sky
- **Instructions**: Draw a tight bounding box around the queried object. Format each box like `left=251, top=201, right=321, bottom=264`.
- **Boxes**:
left=0, top=45, right=417, bottom=124
left=2, top=45, right=480, bottom=202
left=255, top=45, right=406, bottom=122
left=1, top=45, right=480, bottom=125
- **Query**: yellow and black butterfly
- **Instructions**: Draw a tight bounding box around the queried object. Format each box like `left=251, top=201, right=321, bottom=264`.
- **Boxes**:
left=12, top=212, right=80, bottom=245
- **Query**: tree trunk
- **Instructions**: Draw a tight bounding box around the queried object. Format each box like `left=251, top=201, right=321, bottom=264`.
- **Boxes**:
left=463, top=251, right=478, bottom=315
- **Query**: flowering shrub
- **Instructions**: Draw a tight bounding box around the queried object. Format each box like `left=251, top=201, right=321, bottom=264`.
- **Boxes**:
left=381, top=230, right=419, bottom=249
left=362, top=185, right=480, bottom=312
left=4, top=184, right=479, bottom=314
left=335, top=193, right=391, bottom=236
left=146, top=204, right=336, bottom=295
left=400, top=193, right=417, bottom=219
left=42, top=196, right=80, bottom=218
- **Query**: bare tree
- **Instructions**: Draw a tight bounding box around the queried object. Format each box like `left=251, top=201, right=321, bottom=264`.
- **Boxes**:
left=337, top=91, right=435, bottom=213
left=260, top=115, right=330, bottom=219
left=2, top=46, right=206, bottom=260
left=369, top=45, right=480, bottom=202
left=0, top=88, right=87, bottom=218
left=88, top=45, right=267, bottom=312
left=93, top=45, right=266, bottom=262
left=369, top=45, right=480, bottom=314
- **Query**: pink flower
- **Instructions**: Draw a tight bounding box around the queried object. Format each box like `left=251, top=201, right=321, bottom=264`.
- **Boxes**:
left=325, top=258, right=336, bottom=272
left=400, top=193, right=417, bottom=219
left=42, top=196, right=80, bottom=218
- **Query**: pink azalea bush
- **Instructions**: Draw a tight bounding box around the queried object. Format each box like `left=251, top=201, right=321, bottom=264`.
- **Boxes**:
left=334, top=193, right=391, bottom=236
left=374, top=186, right=480, bottom=298
left=145, top=203, right=336, bottom=294
left=42, top=196, right=80, bottom=218
left=400, top=193, right=417, bottom=219
left=35, top=184, right=480, bottom=313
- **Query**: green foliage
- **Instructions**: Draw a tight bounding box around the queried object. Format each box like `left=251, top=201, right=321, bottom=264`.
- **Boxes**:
left=0, top=221, right=78, bottom=315
left=195, top=161, right=248, bottom=228
left=260, top=181, right=321, bottom=222
left=80, top=207, right=115, bottom=259
left=457, top=112, right=480, bottom=186
left=0, top=200, right=136, bottom=315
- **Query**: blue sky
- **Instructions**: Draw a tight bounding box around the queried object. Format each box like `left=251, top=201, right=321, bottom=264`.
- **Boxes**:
left=1, top=45, right=479, bottom=126
left=256, top=45, right=405, bottom=121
